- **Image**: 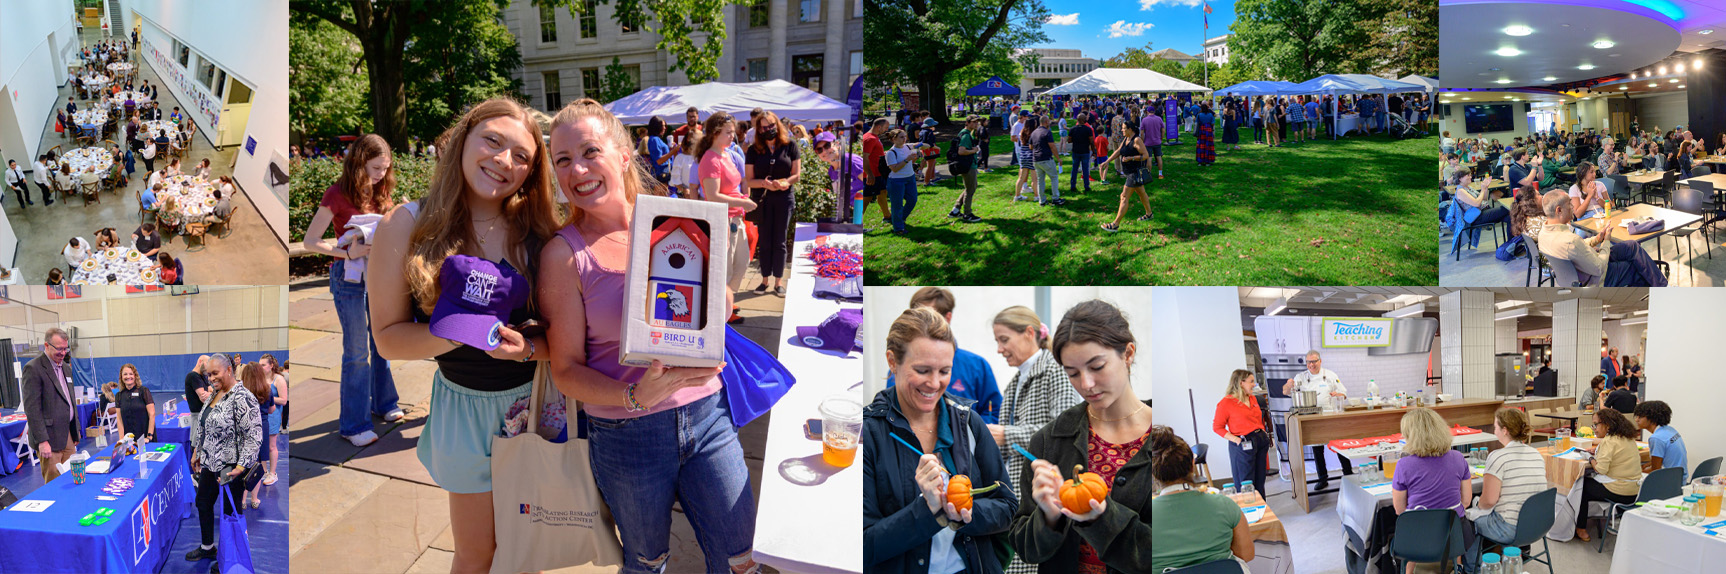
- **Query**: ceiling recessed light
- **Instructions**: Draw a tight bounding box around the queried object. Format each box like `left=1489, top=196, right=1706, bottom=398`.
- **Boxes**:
left=1695, top=58, right=1704, bottom=70
left=1676, top=63, right=1685, bottom=73
left=1495, top=47, right=1523, bottom=57
left=1543, top=76, right=1557, bottom=81
left=1650, top=82, right=1658, bottom=87
left=1702, top=29, right=1715, bottom=35
left=1659, top=66, right=1668, bottom=74
left=1462, top=97, right=1471, bottom=100
left=1670, top=78, right=1679, bottom=83
left=1578, top=64, right=1596, bottom=70
left=1621, top=86, right=1628, bottom=90
left=1504, top=25, right=1534, bottom=36
left=1496, top=79, right=1512, bottom=84
left=1679, top=85, right=1686, bottom=88
left=1592, top=40, right=1615, bottom=49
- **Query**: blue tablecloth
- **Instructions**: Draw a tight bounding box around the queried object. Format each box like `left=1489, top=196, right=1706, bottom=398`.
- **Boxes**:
left=0, top=403, right=101, bottom=478
left=0, top=443, right=195, bottom=573
left=153, top=411, right=190, bottom=445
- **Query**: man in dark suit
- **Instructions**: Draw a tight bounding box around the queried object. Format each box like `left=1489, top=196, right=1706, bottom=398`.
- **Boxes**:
left=21, top=327, right=80, bottom=482
left=1601, top=347, right=1621, bottom=382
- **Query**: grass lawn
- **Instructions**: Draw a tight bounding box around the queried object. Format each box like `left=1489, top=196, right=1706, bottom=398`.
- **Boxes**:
left=863, top=130, right=1437, bottom=285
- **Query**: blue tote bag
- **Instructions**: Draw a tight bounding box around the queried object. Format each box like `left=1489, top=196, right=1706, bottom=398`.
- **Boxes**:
left=218, top=484, right=255, bottom=574
left=720, top=325, right=797, bottom=428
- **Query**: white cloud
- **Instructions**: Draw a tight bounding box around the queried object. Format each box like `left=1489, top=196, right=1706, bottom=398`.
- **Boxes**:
left=1140, top=0, right=1205, bottom=9
left=1106, top=20, right=1154, bottom=38
left=1047, top=13, right=1080, bottom=26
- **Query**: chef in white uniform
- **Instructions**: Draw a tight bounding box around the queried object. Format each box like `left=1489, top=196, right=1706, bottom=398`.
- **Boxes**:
left=1282, top=350, right=1352, bottom=489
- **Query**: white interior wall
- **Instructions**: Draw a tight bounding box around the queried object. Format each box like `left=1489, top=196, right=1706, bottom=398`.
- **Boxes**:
left=1602, top=319, right=1646, bottom=363
left=1150, top=287, right=1248, bottom=482
left=1630, top=92, right=1688, bottom=133
left=1645, top=290, right=1726, bottom=478
left=123, top=0, right=288, bottom=247
left=1575, top=97, right=1609, bottom=133
left=0, top=0, right=77, bottom=269
left=1440, top=101, right=1531, bottom=141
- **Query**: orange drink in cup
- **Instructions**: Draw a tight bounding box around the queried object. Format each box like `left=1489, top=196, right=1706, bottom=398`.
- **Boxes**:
left=819, top=396, right=863, bottom=469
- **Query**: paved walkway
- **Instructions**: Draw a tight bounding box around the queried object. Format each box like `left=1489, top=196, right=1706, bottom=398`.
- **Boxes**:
left=287, top=260, right=788, bottom=573
left=5, top=27, right=285, bottom=284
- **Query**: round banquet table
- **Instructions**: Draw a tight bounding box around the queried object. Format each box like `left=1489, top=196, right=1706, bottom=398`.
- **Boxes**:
left=140, top=120, right=179, bottom=142
left=106, top=62, right=132, bottom=76
left=157, top=175, right=218, bottom=220
left=71, top=108, right=107, bottom=130
left=72, top=247, right=161, bottom=286
left=61, top=147, right=113, bottom=176
left=111, top=91, right=151, bottom=107
left=79, top=73, right=110, bottom=89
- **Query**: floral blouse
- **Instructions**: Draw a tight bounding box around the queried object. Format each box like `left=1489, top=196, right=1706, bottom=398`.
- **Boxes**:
left=190, top=386, right=262, bottom=472
left=1078, top=430, right=1147, bottom=574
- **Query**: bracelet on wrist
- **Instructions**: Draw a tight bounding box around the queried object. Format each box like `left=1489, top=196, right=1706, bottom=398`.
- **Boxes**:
left=624, top=382, right=646, bottom=412
left=517, top=338, right=536, bottom=362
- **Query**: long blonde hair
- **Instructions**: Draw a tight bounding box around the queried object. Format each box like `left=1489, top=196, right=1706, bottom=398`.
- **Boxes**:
left=549, top=98, right=663, bottom=228
left=1226, top=369, right=1254, bottom=405
left=992, top=305, right=1049, bottom=350
left=1401, top=407, right=1452, bottom=457
left=406, top=98, right=563, bottom=315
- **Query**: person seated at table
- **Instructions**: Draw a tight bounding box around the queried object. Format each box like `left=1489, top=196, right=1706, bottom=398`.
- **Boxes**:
left=66, top=96, right=78, bottom=116
left=1006, top=300, right=1151, bottom=573
left=1467, top=408, right=1546, bottom=565
left=1509, top=184, right=1545, bottom=244
left=1503, top=148, right=1542, bottom=190
left=1148, top=425, right=1252, bottom=572
left=1283, top=350, right=1353, bottom=490
left=1632, top=400, right=1686, bottom=481
left=1535, top=190, right=1667, bottom=287
left=97, top=380, right=122, bottom=421
left=1573, top=408, right=1641, bottom=542
left=1215, top=369, right=1269, bottom=499
left=1602, top=376, right=1637, bottom=414
left=78, top=166, right=100, bottom=191
left=156, top=252, right=183, bottom=285
left=140, top=181, right=160, bottom=211
left=1597, top=137, right=1623, bottom=176
left=864, top=308, right=1018, bottom=574
left=54, top=163, right=75, bottom=195
left=95, top=227, right=120, bottom=250
left=205, top=186, right=234, bottom=226
left=1393, top=407, right=1474, bottom=574
left=185, top=353, right=261, bottom=565
left=62, top=237, right=91, bottom=273
left=131, top=222, right=161, bottom=258
left=157, top=196, right=183, bottom=233
left=1542, top=150, right=1573, bottom=187
left=113, top=363, right=156, bottom=443
left=166, top=157, right=182, bottom=177
left=169, top=106, right=183, bottom=125
left=45, top=268, right=64, bottom=285
left=193, top=158, right=211, bottom=178
left=1448, top=171, right=1509, bottom=254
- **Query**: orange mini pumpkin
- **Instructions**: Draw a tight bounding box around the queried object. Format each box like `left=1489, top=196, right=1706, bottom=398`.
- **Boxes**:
left=946, top=474, right=1003, bottom=513
left=1059, top=465, right=1110, bottom=514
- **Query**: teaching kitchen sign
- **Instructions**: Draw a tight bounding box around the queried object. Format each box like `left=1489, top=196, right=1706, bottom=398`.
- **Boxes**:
left=1321, top=317, right=1395, bottom=348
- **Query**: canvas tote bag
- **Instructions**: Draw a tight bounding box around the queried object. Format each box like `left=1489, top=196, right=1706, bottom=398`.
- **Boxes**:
left=489, top=362, right=623, bottom=573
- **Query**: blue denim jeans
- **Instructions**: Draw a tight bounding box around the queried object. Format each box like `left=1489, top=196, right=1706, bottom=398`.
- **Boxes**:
left=587, top=392, right=757, bottom=574
left=1466, top=510, right=1517, bottom=571
left=330, top=259, right=400, bottom=437
left=887, top=177, right=917, bottom=233
left=1069, top=153, right=1092, bottom=191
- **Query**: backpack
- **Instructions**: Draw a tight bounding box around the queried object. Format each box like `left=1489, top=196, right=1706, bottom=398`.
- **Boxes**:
left=946, top=131, right=972, bottom=175
left=1495, top=235, right=1526, bottom=261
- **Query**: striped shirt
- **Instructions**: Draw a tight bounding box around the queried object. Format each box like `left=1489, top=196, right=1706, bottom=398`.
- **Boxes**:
left=1483, top=441, right=1546, bottom=526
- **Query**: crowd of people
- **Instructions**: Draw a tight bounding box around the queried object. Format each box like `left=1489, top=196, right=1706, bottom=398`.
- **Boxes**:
left=1443, top=121, right=1725, bottom=187
left=19, top=326, right=286, bottom=574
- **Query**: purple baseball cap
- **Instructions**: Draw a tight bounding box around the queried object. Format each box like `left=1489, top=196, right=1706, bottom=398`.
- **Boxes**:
left=429, top=255, right=529, bottom=351
left=795, top=308, right=862, bottom=355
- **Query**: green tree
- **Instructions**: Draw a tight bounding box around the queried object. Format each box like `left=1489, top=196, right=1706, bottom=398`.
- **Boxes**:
left=540, top=0, right=747, bottom=84
left=601, top=57, right=638, bottom=103
left=1104, top=42, right=1157, bottom=69
left=1229, top=0, right=1389, bottom=80
left=1362, top=0, right=1437, bottom=76
left=289, top=16, right=370, bottom=138
left=1148, top=58, right=1185, bottom=79
left=866, top=0, right=1052, bottom=122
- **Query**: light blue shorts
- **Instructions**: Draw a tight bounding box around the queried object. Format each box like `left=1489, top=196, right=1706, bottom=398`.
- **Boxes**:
left=415, top=370, right=532, bottom=494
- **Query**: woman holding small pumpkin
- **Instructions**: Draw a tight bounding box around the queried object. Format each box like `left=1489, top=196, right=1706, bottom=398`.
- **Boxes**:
left=1007, top=300, right=1151, bottom=574
left=864, top=307, right=1018, bottom=574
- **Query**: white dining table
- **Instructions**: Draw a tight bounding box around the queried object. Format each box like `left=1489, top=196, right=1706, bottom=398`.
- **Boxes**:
left=1608, top=497, right=1726, bottom=574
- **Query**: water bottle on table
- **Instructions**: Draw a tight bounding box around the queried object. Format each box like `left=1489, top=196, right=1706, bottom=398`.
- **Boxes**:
left=1503, top=546, right=1522, bottom=574
left=1480, top=552, right=1501, bottom=574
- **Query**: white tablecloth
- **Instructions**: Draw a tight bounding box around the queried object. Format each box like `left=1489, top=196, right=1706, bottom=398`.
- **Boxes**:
left=112, top=91, right=151, bottom=106
left=156, top=175, right=218, bottom=219
left=71, top=108, right=108, bottom=129
left=1609, top=498, right=1726, bottom=574
left=141, top=120, right=179, bottom=142
left=752, top=222, right=863, bottom=574
left=107, top=63, right=132, bottom=75
left=1336, top=113, right=1361, bottom=136
left=71, top=247, right=160, bottom=286
left=61, top=147, right=113, bottom=176
left=79, top=73, right=110, bottom=88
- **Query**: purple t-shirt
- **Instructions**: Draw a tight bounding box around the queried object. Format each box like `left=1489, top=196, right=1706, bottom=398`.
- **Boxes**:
left=1391, top=450, right=1471, bottom=516
left=1140, top=114, right=1165, bottom=147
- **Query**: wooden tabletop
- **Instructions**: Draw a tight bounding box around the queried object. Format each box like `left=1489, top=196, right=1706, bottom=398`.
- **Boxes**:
left=1622, top=171, right=1665, bottom=185
left=1235, top=491, right=1286, bottom=544
left=1680, top=173, right=1726, bottom=189
left=1571, top=203, right=1704, bottom=243
left=1700, top=156, right=1726, bottom=165
left=1285, top=398, right=1505, bottom=513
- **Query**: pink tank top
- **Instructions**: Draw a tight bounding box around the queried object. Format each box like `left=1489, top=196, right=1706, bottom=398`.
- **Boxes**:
left=555, top=225, right=720, bottom=420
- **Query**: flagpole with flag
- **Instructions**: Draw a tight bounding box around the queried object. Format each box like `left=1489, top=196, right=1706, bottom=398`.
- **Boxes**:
left=1203, top=2, right=1212, bottom=106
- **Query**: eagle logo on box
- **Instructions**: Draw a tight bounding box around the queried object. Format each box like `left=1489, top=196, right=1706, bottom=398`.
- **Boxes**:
left=647, top=218, right=709, bottom=330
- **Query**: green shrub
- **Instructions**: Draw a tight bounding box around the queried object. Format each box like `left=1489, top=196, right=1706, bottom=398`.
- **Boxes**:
left=288, top=154, right=440, bottom=244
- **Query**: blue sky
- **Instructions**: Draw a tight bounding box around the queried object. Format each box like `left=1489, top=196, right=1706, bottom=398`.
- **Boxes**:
left=1033, top=0, right=1239, bottom=61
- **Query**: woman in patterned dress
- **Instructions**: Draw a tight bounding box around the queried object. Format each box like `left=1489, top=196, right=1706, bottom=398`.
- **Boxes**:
left=185, top=353, right=263, bottom=568
left=989, top=306, right=1084, bottom=574
left=1007, top=300, right=1151, bottom=574
left=1196, top=102, right=1217, bottom=166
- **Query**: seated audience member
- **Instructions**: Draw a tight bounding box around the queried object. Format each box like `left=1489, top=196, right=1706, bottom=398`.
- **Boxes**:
left=1536, top=190, right=1666, bottom=287
left=1468, top=409, right=1545, bottom=566
left=1580, top=375, right=1605, bottom=410
left=1392, top=407, right=1472, bottom=574
left=1602, top=377, right=1637, bottom=414
left=1150, top=426, right=1252, bottom=572
left=1633, top=400, right=1686, bottom=480
left=1575, top=408, right=1642, bottom=541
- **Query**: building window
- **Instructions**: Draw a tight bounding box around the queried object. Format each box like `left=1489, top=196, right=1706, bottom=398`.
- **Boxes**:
left=539, top=4, right=558, bottom=43
left=213, top=69, right=226, bottom=98
left=747, top=59, right=768, bottom=82
left=619, top=3, right=643, bottom=34
left=850, top=50, right=863, bottom=75
left=854, top=0, right=863, bottom=19
left=623, top=65, right=641, bottom=93
left=197, top=56, right=218, bottom=91
left=579, top=0, right=598, bottom=39
left=581, top=68, right=601, bottom=99
left=751, top=0, right=769, bottom=27
left=793, top=54, right=823, bottom=92
left=543, top=72, right=562, bottom=110
left=801, top=0, right=821, bottom=22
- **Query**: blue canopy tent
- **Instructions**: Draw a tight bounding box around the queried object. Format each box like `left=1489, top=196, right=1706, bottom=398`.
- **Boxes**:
left=1278, top=74, right=1427, bottom=139
left=966, top=76, right=1021, bottom=97
left=1213, top=80, right=1297, bottom=97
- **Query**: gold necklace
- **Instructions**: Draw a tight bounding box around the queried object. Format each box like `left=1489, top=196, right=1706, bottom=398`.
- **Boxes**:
left=1089, top=403, right=1146, bottom=423
left=474, top=215, right=501, bottom=245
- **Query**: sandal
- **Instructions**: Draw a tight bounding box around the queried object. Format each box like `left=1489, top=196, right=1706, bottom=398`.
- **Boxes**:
left=1138, top=213, right=1153, bottom=221
left=1100, top=223, right=1119, bottom=233
left=248, top=498, right=260, bottom=509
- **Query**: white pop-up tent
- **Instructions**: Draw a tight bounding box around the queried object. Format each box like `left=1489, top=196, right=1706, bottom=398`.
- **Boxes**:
left=1043, top=67, right=1212, bottom=96
left=1398, top=75, right=1440, bottom=93
left=1279, top=74, right=1429, bottom=139
left=604, top=79, right=851, bottom=124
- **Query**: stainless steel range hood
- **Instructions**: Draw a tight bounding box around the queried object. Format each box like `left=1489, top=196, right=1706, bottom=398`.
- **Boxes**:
left=1367, top=317, right=1438, bottom=356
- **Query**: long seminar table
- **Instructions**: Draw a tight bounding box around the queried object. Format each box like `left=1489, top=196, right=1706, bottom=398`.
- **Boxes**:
left=1, top=402, right=102, bottom=477
left=1286, top=398, right=1504, bottom=513
left=752, top=222, right=863, bottom=574
left=1338, top=473, right=1485, bottom=574
left=0, top=442, right=195, bottom=573
left=1609, top=494, right=1726, bottom=574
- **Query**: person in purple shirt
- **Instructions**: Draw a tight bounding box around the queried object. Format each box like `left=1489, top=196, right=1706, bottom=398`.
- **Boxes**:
left=814, top=132, right=865, bottom=224
left=1305, top=99, right=1321, bottom=140
left=1392, top=408, right=1473, bottom=520
left=1139, top=110, right=1166, bottom=179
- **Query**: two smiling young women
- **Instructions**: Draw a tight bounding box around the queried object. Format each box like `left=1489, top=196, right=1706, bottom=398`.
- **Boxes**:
left=363, top=98, right=756, bottom=574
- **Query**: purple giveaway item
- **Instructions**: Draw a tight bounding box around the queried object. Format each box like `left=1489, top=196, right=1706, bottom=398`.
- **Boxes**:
left=429, top=255, right=530, bottom=351
left=794, top=308, right=862, bottom=355
left=1626, top=218, right=1665, bottom=235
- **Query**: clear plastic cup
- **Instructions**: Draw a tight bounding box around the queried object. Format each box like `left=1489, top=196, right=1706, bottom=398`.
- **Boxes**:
left=818, top=396, right=863, bottom=468
left=1557, top=428, right=1572, bottom=451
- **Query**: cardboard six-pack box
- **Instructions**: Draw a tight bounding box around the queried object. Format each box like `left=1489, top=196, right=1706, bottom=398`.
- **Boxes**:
left=620, top=194, right=729, bottom=367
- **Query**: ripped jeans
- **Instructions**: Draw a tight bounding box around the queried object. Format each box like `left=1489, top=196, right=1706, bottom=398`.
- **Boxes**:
left=588, top=391, right=758, bottom=573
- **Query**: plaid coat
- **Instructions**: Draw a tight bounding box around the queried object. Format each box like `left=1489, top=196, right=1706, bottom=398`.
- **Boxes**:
left=999, top=349, right=1084, bottom=574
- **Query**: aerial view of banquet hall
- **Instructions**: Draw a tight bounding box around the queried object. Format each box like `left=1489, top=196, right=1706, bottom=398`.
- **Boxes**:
left=0, top=1, right=287, bottom=285
left=1151, top=286, right=1726, bottom=574
left=1438, top=0, right=1726, bottom=287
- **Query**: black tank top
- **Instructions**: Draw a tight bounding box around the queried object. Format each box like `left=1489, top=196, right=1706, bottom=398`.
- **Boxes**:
left=1119, top=141, right=1145, bottom=173
left=410, top=258, right=538, bottom=392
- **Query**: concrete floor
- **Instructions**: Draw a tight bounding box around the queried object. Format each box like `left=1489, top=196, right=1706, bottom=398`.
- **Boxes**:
left=4, top=28, right=285, bottom=285
left=1439, top=217, right=1726, bottom=287
left=287, top=258, right=791, bottom=574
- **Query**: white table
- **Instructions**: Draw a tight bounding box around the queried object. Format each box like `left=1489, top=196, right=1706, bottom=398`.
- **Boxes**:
left=752, top=222, right=863, bottom=574
left=1336, top=113, right=1361, bottom=136
left=71, top=247, right=161, bottom=286
left=1328, top=429, right=1500, bottom=460
left=1609, top=497, right=1726, bottom=574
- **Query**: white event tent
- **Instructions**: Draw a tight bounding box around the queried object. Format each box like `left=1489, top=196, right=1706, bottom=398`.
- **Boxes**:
left=1043, top=68, right=1212, bottom=96
left=1278, top=74, right=1428, bottom=139
left=1398, top=74, right=1441, bottom=93
left=604, top=79, right=852, bottom=124
left=1214, top=80, right=1298, bottom=97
